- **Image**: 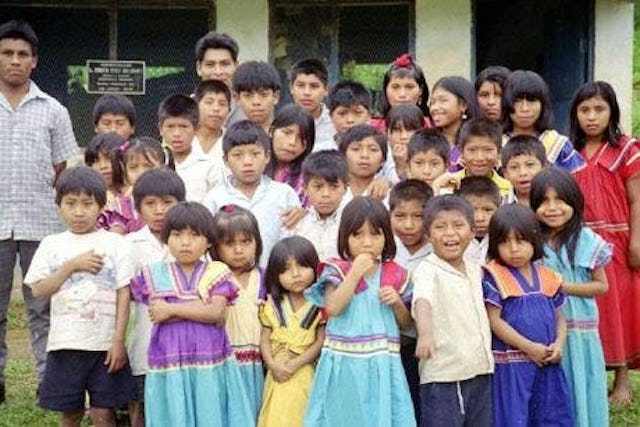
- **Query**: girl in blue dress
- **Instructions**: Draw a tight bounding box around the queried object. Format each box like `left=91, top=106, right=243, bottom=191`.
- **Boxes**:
left=482, top=203, right=573, bottom=427
left=304, top=196, right=416, bottom=427
left=531, top=167, right=612, bottom=426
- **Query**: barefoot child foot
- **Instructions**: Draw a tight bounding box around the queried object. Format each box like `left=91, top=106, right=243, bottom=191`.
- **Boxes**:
left=609, top=366, right=632, bottom=406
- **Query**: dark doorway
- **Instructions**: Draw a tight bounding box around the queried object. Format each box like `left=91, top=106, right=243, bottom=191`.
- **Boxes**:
left=475, top=0, right=593, bottom=133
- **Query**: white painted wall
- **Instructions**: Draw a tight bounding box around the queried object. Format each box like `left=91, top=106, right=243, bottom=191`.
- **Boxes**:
left=594, top=0, right=633, bottom=133
left=415, top=0, right=473, bottom=84
left=216, top=0, right=269, bottom=62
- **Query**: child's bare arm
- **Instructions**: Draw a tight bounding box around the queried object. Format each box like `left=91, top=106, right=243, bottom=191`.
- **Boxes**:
left=545, top=309, right=567, bottom=364
left=562, top=266, right=608, bottom=297
left=379, top=287, right=412, bottom=328
left=414, top=299, right=436, bottom=360
left=259, top=326, right=275, bottom=371
left=627, top=174, right=640, bottom=268
left=287, top=325, right=326, bottom=373
left=32, top=250, right=104, bottom=299
left=105, top=286, right=130, bottom=373
left=486, top=304, right=548, bottom=366
left=325, top=253, right=376, bottom=316
left=149, top=296, right=227, bottom=324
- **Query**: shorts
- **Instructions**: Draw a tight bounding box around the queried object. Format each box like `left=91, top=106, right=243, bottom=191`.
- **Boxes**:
left=39, top=350, right=136, bottom=412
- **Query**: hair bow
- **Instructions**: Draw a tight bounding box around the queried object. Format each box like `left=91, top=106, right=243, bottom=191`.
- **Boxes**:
left=119, top=140, right=132, bottom=153
left=393, top=53, right=413, bottom=68
left=221, top=204, right=235, bottom=213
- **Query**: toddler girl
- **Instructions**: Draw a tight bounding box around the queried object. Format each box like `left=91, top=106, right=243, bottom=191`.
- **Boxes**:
left=483, top=203, right=573, bottom=426
left=569, top=80, right=640, bottom=405
left=211, top=204, right=266, bottom=417
left=304, top=196, right=415, bottom=426
left=531, top=167, right=611, bottom=425
left=130, top=202, right=254, bottom=426
left=258, top=236, right=325, bottom=427
left=386, top=105, right=424, bottom=179
left=100, top=137, right=167, bottom=234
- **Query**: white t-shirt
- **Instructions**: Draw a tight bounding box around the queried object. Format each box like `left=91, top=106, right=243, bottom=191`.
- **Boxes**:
left=125, top=226, right=172, bottom=375
left=25, top=229, right=134, bottom=352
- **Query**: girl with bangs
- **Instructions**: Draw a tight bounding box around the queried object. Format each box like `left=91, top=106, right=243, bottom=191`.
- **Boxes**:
left=502, top=70, right=584, bottom=173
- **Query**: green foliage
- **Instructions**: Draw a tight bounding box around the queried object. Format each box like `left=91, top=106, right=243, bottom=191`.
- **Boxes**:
left=341, top=61, right=387, bottom=93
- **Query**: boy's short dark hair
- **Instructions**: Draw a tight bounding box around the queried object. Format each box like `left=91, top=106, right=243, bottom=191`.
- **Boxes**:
left=157, top=94, right=199, bottom=127
left=222, top=120, right=271, bottom=156
left=92, top=94, right=136, bottom=126
left=423, top=195, right=474, bottom=235
left=55, top=166, right=107, bottom=208
left=289, top=58, right=328, bottom=86
left=328, top=81, right=372, bottom=113
left=458, top=117, right=502, bottom=150
left=194, top=79, right=231, bottom=104
left=194, top=31, right=239, bottom=63
left=389, top=179, right=434, bottom=212
left=85, top=132, right=125, bottom=166
left=302, top=150, right=349, bottom=185
left=456, top=176, right=501, bottom=207
left=407, top=129, right=449, bottom=164
left=338, top=124, right=387, bottom=162
left=0, top=20, right=38, bottom=56
left=132, top=169, right=186, bottom=212
left=161, top=202, right=214, bottom=244
left=501, top=135, right=548, bottom=167
left=232, top=61, right=281, bottom=93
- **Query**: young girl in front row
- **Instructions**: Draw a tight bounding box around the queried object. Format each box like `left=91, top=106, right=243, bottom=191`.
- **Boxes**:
left=100, top=137, right=167, bottom=234
left=258, top=236, right=326, bottom=427
left=570, top=81, right=640, bottom=405
left=210, top=205, right=266, bottom=417
left=130, top=202, right=254, bottom=426
left=304, top=196, right=416, bottom=426
left=482, top=204, right=573, bottom=427
left=530, top=167, right=612, bottom=426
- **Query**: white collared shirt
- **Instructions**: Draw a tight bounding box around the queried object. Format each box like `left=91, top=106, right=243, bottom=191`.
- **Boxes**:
left=175, top=148, right=226, bottom=202
left=412, top=253, right=494, bottom=383
left=464, top=235, right=489, bottom=267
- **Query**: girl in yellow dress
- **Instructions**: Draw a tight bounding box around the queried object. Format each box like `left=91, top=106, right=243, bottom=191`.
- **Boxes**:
left=258, top=236, right=326, bottom=427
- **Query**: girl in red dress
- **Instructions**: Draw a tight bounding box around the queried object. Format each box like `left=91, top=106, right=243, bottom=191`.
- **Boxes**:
left=570, top=81, right=640, bottom=405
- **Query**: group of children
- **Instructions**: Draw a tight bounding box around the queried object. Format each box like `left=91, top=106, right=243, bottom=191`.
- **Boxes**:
left=20, top=31, right=640, bottom=427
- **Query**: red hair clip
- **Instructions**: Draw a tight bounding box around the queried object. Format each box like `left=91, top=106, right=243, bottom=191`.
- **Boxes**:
left=221, top=204, right=235, bottom=213
left=393, top=53, right=413, bottom=68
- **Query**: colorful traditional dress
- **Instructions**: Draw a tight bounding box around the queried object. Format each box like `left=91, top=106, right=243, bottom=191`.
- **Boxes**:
left=574, top=136, right=640, bottom=367
left=131, top=261, right=255, bottom=427
left=304, top=259, right=416, bottom=427
left=226, top=268, right=266, bottom=417
left=257, top=295, right=324, bottom=427
left=482, top=260, right=573, bottom=427
left=274, top=166, right=309, bottom=207
left=542, top=228, right=612, bottom=427
left=98, top=194, right=144, bottom=233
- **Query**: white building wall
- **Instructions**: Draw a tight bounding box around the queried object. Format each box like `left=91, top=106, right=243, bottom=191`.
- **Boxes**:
left=594, top=0, right=633, bottom=133
left=216, top=0, right=270, bottom=62
left=415, top=0, right=473, bottom=84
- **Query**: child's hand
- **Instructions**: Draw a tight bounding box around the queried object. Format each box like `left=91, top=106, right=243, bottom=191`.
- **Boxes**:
left=378, top=287, right=401, bottom=306
left=367, top=178, right=391, bottom=200
left=272, top=361, right=295, bottom=383
left=431, top=172, right=460, bottom=195
left=104, top=340, right=127, bottom=373
left=148, top=299, right=173, bottom=323
left=69, top=250, right=104, bottom=275
left=352, top=253, right=378, bottom=277
left=415, top=335, right=436, bottom=360
left=544, top=341, right=563, bottom=364
left=524, top=341, right=550, bottom=367
left=281, top=207, right=307, bottom=230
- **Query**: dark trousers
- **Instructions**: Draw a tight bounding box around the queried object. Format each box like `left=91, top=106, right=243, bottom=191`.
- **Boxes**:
left=420, top=374, right=492, bottom=427
left=401, top=337, right=421, bottom=422
left=0, top=239, right=48, bottom=385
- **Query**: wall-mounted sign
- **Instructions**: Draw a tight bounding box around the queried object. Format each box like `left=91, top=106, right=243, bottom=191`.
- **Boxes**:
left=87, top=60, right=145, bottom=95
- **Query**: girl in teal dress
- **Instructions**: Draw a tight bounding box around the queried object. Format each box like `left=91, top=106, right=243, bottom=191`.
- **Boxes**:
left=531, top=168, right=612, bottom=426
left=304, top=196, right=416, bottom=427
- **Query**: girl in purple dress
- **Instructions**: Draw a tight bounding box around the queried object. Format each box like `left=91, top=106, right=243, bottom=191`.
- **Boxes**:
left=131, top=202, right=254, bottom=426
left=482, top=204, right=573, bottom=426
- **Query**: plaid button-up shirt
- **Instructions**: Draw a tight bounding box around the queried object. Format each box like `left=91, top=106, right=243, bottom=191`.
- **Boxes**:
left=0, top=81, right=78, bottom=241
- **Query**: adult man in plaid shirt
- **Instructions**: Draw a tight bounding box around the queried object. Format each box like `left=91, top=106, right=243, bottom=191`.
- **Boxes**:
left=0, top=20, right=78, bottom=404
